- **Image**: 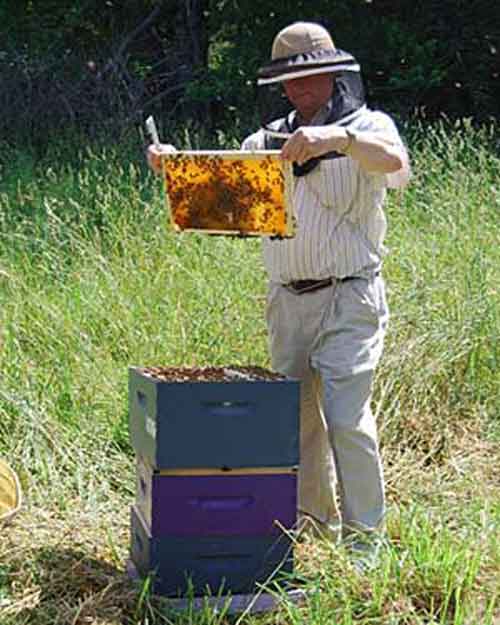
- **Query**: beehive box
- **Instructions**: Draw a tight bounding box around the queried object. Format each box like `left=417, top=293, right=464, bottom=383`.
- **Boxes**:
left=130, top=505, right=293, bottom=597
left=161, top=151, right=295, bottom=237
left=135, top=456, right=297, bottom=537
left=129, top=366, right=300, bottom=470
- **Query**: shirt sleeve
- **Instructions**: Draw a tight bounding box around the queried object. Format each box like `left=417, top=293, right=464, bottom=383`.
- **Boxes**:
left=241, top=129, right=266, bottom=151
left=355, top=111, right=411, bottom=189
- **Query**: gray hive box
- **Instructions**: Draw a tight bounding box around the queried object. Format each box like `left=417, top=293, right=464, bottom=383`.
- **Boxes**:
left=129, top=366, right=300, bottom=470
left=130, top=505, right=294, bottom=597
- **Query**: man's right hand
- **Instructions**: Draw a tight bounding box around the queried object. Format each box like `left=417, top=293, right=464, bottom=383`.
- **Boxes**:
left=147, top=143, right=177, bottom=175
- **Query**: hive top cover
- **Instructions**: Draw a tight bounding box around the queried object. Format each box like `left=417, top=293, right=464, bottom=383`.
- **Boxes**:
left=161, top=151, right=296, bottom=237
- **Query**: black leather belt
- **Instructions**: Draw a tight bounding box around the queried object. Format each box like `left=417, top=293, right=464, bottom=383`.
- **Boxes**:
left=284, top=273, right=378, bottom=295
left=283, top=277, right=337, bottom=294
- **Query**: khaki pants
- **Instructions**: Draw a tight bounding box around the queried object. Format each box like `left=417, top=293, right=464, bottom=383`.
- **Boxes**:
left=266, top=274, right=388, bottom=537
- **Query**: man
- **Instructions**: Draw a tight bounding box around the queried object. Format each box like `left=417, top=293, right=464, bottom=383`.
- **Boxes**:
left=241, top=21, right=410, bottom=561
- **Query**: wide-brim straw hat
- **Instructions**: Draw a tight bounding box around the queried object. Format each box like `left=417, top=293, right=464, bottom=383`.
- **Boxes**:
left=0, top=459, right=22, bottom=524
left=257, top=21, right=360, bottom=85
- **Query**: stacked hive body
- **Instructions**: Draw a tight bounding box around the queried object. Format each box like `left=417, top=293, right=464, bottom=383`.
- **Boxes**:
left=129, top=366, right=300, bottom=598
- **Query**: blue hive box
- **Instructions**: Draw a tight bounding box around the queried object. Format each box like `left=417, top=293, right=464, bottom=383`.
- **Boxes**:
left=129, top=366, right=300, bottom=470
left=135, top=455, right=297, bottom=537
left=130, top=505, right=294, bottom=597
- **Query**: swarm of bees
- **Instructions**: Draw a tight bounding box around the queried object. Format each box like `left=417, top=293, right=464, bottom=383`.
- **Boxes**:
left=141, top=366, right=288, bottom=383
left=162, top=152, right=296, bottom=238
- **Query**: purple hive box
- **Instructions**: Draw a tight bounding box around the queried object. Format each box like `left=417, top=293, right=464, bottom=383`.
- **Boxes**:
left=136, top=456, right=297, bottom=537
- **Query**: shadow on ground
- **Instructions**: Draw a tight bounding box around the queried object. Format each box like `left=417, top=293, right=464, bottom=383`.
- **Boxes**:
left=3, top=547, right=139, bottom=625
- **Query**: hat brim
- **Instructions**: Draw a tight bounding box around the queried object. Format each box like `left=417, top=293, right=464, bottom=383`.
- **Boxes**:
left=257, top=48, right=360, bottom=85
left=258, top=63, right=360, bottom=85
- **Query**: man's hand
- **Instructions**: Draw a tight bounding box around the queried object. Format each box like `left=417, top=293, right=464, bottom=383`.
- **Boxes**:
left=281, top=126, right=348, bottom=165
left=147, top=143, right=177, bottom=175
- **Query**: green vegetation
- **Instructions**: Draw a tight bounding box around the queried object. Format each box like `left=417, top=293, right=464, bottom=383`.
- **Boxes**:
left=0, top=120, right=498, bottom=624
left=1, top=1, right=498, bottom=143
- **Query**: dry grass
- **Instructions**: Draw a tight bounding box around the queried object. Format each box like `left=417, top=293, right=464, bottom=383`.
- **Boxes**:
left=0, top=426, right=498, bottom=625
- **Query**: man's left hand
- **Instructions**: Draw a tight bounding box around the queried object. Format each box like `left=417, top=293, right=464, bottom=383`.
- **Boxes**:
left=281, top=126, right=347, bottom=165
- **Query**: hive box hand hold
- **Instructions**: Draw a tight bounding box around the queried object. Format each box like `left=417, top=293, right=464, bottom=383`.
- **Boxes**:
left=129, top=366, right=300, bottom=470
left=161, top=150, right=296, bottom=238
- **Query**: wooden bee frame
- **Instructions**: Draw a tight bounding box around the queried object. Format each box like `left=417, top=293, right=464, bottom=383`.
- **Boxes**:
left=161, top=151, right=296, bottom=238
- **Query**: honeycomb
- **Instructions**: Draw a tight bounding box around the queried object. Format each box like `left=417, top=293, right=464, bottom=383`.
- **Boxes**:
left=162, top=151, right=295, bottom=237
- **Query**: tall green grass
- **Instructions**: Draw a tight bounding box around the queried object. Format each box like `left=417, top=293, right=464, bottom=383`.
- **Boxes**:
left=0, top=120, right=498, bottom=624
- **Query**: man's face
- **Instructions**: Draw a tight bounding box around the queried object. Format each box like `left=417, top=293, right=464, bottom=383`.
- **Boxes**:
left=282, top=73, right=334, bottom=123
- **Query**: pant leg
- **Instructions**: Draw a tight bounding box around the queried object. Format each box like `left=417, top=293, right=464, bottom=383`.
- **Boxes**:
left=311, top=275, right=389, bottom=535
left=266, top=282, right=339, bottom=526
left=298, top=369, right=338, bottom=526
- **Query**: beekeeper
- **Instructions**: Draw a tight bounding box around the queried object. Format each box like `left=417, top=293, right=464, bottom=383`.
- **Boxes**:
left=241, top=21, right=410, bottom=564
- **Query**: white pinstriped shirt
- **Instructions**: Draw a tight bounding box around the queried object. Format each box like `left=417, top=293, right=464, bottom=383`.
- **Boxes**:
left=241, top=108, right=409, bottom=282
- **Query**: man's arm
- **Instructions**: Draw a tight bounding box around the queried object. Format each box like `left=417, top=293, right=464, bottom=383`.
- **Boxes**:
left=281, top=124, right=408, bottom=176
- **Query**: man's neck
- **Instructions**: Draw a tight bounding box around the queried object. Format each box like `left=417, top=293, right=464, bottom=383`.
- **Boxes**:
left=297, top=100, right=332, bottom=126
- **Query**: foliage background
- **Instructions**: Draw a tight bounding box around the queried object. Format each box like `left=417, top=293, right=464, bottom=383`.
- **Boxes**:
left=1, top=0, right=499, bottom=145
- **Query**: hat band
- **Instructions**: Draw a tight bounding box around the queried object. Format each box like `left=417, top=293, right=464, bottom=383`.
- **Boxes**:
left=258, top=48, right=360, bottom=84
left=269, top=47, right=349, bottom=67
left=260, top=49, right=355, bottom=74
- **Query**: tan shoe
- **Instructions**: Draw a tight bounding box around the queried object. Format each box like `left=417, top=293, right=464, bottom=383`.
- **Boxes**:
left=296, top=511, right=341, bottom=542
